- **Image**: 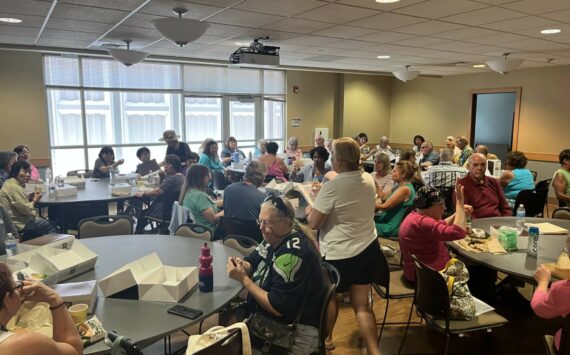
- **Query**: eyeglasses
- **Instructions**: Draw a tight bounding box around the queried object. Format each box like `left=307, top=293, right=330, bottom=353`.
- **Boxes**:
left=11, top=281, right=23, bottom=293
left=264, top=195, right=292, bottom=217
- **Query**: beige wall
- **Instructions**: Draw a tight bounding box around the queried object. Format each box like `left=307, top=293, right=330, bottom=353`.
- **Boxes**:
left=0, top=50, right=50, bottom=160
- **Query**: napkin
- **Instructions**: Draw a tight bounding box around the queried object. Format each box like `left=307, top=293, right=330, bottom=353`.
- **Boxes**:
left=454, top=236, right=507, bottom=255
left=526, top=222, right=568, bottom=235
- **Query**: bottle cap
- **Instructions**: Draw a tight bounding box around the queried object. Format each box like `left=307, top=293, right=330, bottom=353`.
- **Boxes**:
left=529, top=226, right=539, bottom=235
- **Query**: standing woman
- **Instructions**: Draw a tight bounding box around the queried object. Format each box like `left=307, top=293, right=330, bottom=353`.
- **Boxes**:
left=13, top=145, right=41, bottom=181
left=306, top=137, right=381, bottom=355
left=92, top=146, right=124, bottom=178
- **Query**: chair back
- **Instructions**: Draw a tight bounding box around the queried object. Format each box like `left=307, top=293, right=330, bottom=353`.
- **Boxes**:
left=536, top=178, right=552, bottom=193
left=221, top=217, right=263, bottom=243
left=78, top=215, right=133, bottom=239
left=67, top=169, right=92, bottom=178
left=168, top=201, right=190, bottom=235
left=193, top=328, right=243, bottom=355
left=514, top=189, right=544, bottom=217
left=531, top=170, right=538, bottom=182
left=318, top=262, right=340, bottom=352
left=175, top=223, right=213, bottom=241
left=560, top=314, right=570, bottom=355
left=223, top=234, right=259, bottom=256
left=212, top=171, right=227, bottom=191
left=553, top=207, right=570, bottom=220
left=412, top=256, right=450, bottom=321
left=263, top=174, right=277, bottom=184
left=372, top=243, right=391, bottom=297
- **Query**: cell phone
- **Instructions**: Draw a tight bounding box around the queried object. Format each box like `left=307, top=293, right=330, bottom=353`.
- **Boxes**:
left=167, top=305, right=203, bottom=320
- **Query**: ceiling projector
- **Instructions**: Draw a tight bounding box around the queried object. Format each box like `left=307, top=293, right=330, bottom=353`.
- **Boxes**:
left=229, top=39, right=280, bottom=66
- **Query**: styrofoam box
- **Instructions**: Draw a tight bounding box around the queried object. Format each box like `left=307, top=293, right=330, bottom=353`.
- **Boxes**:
left=55, top=184, right=78, bottom=198
left=109, top=183, right=131, bottom=195
left=63, top=177, right=86, bottom=189
left=51, top=280, right=97, bottom=314
left=24, top=183, right=47, bottom=194
left=113, top=173, right=138, bottom=183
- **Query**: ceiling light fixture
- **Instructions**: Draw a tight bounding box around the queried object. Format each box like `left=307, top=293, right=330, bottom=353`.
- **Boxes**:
left=152, top=8, right=209, bottom=47
left=473, top=64, right=486, bottom=68
left=377, top=55, right=391, bottom=59
left=376, top=0, right=401, bottom=3
left=392, top=65, right=420, bottom=82
left=0, top=17, right=22, bottom=23
left=540, top=28, right=561, bottom=34
left=485, top=53, right=523, bottom=75
left=107, top=40, right=148, bottom=67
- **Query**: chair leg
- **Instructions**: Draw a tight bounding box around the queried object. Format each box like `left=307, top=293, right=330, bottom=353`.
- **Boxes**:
left=377, top=298, right=389, bottom=343
left=443, top=333, right=450, bottom=355
left=398, top=299, right=415, bottom=355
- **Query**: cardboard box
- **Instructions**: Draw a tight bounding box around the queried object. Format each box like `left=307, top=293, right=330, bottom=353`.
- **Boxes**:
left=51, top=280, right=97, bottom=314
left=55, top=184, right=78, bottom=198
left=266, top=180, right=293, bottom=195
left=63, top=176, right=86, bottom=189
left=98, top=253, right=198, bottom=303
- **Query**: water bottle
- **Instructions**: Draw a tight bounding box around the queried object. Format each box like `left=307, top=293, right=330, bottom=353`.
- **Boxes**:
left=48, top=182, right=56, bottom=200
left=109, top=167, right=115, bottom=186
left=516, top=204, right=526, bottom=231
left=527, top=226, right=539, bottom=257
left=45, top=167, right=52, bottom=184
left=466, top=213, right=472, bottom=235
left=199, top=243, right=213, bottom=292
left=5, top=233, right=18, bottom=257
left=247, top=151, right=252, bottom=163
left=57, top=176, right=65, bottom=188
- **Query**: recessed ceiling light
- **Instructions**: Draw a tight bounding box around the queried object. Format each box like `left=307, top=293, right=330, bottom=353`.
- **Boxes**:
left=234, top=42, right=250, bottom=46
left=377, top=55, right=391, bottom=59
left=375, top=0, right=400, bottom=3
left=473, top=64, right=486, bottom=68
left=540, top=28, right=561, bottom=34
left=0, top=17, right=22, bottom=23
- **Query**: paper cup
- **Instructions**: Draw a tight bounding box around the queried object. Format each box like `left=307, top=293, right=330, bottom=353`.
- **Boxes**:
left=69, top=303, right=88, bottom=324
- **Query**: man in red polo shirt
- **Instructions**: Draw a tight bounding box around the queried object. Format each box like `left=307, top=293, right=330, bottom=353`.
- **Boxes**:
left=458, top=153, right=512, bottom=218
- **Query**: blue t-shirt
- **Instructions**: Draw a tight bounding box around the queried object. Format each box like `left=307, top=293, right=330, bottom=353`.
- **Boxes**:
left=504, top=168, right=535, bottom=199
left=223, top=182, right=265, bottom=221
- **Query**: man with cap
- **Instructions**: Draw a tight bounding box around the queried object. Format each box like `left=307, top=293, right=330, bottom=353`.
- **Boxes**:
left=160, top=130, right=192, bottom=166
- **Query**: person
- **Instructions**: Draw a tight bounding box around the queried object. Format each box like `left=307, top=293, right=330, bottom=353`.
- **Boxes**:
left=92, top=146, right=124, bottom=179
left=463, top=145, right=498, bottom=172
left=418, top=141, right=440, bottom=168
left=456, top=136, right=474, bottom=167
left=458, top=153, right=512, bottom=218
left=357, top=133, right=376, bottom=161
left=181, top=164, right=223, bottom=235
left=159, top=130, right=192, bottom=166
left=284, top=137, right=303, bottom=163
left=253, top=139, right=267, bottom=159
left=13, top=145, right=40, bottom=181
left=314, top=132, right=325, bottom=148
left=227, top=197, right=323, bottom=354
left=291, top=146, right=330, bottom=183
left=134, top=155, right=184, bottom=233
left=0, top=161, right=58, bottom=241
left=306, top=137, right=381, bottom=355
left=198, top=140, right=225, bottom=188
left=220, top=136, right=246, bottom=167
left=553, top=149, right=570, bottom=207
left=375, top=160, right=416, bottom=238
left=223, top=161, right=266, bottom=222
left=445, top=136, right=462, bottom=162
left=135, top=147, right=160, bottom=176
left=500, top=151, right=535, bottom=202
left=258, top=142, right=289, bottom=182
left=0, top=263, right=83, bottom=355
left=412, top=135, right=425, bottom=154
left=198, top=138, right=214, bottom=155
left=0, top=206, right=18, bottom=255
left=424, top=149, right=467, bottom=189
left=531, top=261, right=570, bottom=352
left=399, top=148, right=423, bottom=187
left=373, top=152, right=393, bottom=201
left=399, top=183, right=468, bottom=282
left=0, top=152, right=17, bottom=189
left=376, top=136, right=392, bottom=156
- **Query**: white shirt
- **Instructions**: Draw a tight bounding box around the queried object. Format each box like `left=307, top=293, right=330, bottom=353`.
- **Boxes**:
left=312, top=170, right=377, bottom=260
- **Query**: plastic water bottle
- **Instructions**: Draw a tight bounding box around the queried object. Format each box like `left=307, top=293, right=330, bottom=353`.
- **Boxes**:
left=48, top=182, right=56, bottom=200
left=45, top=167, right=52, bottom=184
left=5, top=233, right=18, bottom=256
left=109, top=167, right=115, bottom=186
left=527, top=226, right=539, bottom=257
left=199, top=243, right=213, bottom=292
left=516, top=204, right=526, bottom=231
left=247, top=151, right=252, bottom=164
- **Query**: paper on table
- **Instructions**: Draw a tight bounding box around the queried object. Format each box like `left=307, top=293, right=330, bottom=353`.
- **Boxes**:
left=473, top=296, right=495, bottom=316
left=525, top=222, right=568, bottom=235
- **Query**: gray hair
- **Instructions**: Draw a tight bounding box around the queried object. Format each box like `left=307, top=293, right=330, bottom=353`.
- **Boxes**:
left=287, top=137, right=298, bottom=147
left=244, top=161, right=266, bottom=187
left=374, top=152, right=391, bottom=175
left=440, top=149, right=454, bottom=162
left=258, top=138, right=267, bottom=146
left=379, top=136, right=390, bottom=145
left=0, top=151, right=17, bottom=170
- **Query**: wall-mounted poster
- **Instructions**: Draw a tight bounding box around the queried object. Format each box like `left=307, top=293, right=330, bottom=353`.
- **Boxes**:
left=291, top=117, right=301, bottom=127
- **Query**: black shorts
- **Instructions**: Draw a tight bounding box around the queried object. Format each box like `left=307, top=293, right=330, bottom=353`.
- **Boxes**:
left=324, top=239, right=382, bottom=293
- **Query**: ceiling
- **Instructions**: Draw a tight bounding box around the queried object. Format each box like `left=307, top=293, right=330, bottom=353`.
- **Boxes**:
left=2, top=0, right=570, bottom=76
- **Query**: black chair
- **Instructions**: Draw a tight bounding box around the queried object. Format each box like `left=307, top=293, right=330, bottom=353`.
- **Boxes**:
left=175, top=223, right=213, bottom=241
left=223, top=234, right=258, bottom=256
left=263, top=174, right=277, bottom=184
left=141, top=189, right=181, bottom=234
left=513, top=189, right=544, bottom=217
left=221, top=216, right=263, bottom=243
left=531, top=170, right=538, bottom=182
left=212, top=170, right=228, bottom=191
left=535, top=178, right=552, bottom=217
left=553, top=207, right=570, bottom=220
left=399, top=256, right=508, bottom=355
left=194, top=328, right=244, bottom=355
left=544, top=314, right=570, bottom=355
left=78, top=215, right=133, bottom=239
left=317, top=262, right=340, bottom=355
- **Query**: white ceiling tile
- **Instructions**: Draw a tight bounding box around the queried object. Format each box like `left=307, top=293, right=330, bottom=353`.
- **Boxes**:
left=51, top=3, right=129, bottom=23
left=393, top=20, right=465, bottom=35
left=393, top=0, right=488, bottom=19
left=0, top=34, right=34, bottom=45
left=59, top=0, right=143, bottom=11
left=262, top=18, right=333, bottom=34
left=483, top=16, right=562, bottom=31
left=47, top=18, right=113, bottom=33
left=348, top=13, right=425, bottom=30
left=394, top=36, right=449, bottom=48
left=336, top=0, right=426, bottom=11
left=434, top=27, right=497, bottom=40
left=311, top=25, right=377, bottom=39
left=207, top=8, right=285, bottom=27
left=203, top=23, right=250, bottom=37
left=541, top=8, right=570, bottom=23
left=501, top=0, right=570, bottom=15
left=0, top=0, right=54, bottom=16
left=281, top=35, right=339, bottom=46
left=514, top=24, right=570, bottom=38
left=233, top=29, right=301, bottom=43
left=505, top=38, right=570, bottom=51
left=140, top=2, right=224, bottom=20
left=470, top=0, right=522, bottom=5
left=442, top=6, right=525, bottom=26
left=234, top=0, right=324, bottom=17
left=466, top=32, right=529, bottom=45
left=454, top=44, right=515, bottom=55
left=0, top=24, right=38, bottom=37
left=38, top=37, right=93, bottom=48
left=185, top=0, right=246, bottom=7
left=428, top=40, right=480, bottom=51
left=354, top=31, right=416, bottom=43
left=295, top=3, right=380, bottom=24
left=323, top=39, right=376, bottom=50
left=42, top=29, right=98, bottom=41
left=122, top=13, right=163, bottom=29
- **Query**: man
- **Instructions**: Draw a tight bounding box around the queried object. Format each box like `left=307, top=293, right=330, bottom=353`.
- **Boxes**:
left=223, top=161, right=266, bottom=221
left=159, top=130, right=192, bottom=166
left=553, top=149, right=570, bottom=207
left=425, top=149, right=467, bottom=189
left=456, top=136, right=474, bottom=166
left=0, top=151, right=17, bottom=189
left=445, top=136, right=462, bottom=162
left=418, top=141, right=440, bottom=168
left=458, top=153, right=512, bottom=218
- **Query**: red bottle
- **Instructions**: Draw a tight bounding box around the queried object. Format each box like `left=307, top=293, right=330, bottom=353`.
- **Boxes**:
left=199, top=243, right=213, bottom=292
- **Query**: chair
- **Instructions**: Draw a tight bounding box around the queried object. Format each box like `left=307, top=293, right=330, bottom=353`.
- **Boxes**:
left=399, top=256, right=508, bottom=355
left=67, top=169, right=92, bottom=178
left=223, top=234, right=259, bottom=256
left=143, top=188, right=181, bottom=234
left=212, top=170, right=228, bottom=191
left=317, top=262, right=340, bottom=355
left=263, top=174, right=277, bottom=184
left=193, top=328, right=244, bottom=355
left=439, top=186, right=455, bottom=218
left=221, top=216, right=263, bottom=243
left=544, top=314, right=570, bottom=355
left=175, top=223, right=213, bottom=241
left=536, top=178, right=552, bottom=217
left=78, top=215, right=133, bottom=239
left=553, top=207, right=570, bottom=220
left=531, top=170, right=538, bottom=182
left=513, top=189, right=544, bottom=217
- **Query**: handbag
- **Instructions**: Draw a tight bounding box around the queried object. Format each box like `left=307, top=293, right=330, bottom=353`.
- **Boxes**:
left=440, top=258, right=476, bottom=320
left=186, top=322, right=251, bottom=355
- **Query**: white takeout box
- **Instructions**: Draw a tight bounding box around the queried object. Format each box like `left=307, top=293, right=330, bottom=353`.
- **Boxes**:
left=55, top=184, right=78, bottom=198
left=113, top=173, right=138, bottom=183
left=63, top=176, right=86, bottom=189
left=293, top=182, right=316, bottom=207
left=266, top=179, right=293, bottom=196
left=98, top=253, right=198, bottom=303
left=109, top=183, right=131, bottom=195
left=24, top=183, right=47, bottom=194
left=51, top=280, right=97, bottom=314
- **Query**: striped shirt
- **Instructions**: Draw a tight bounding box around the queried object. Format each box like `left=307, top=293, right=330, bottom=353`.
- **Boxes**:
left=425, top=162, right=467, bottom=189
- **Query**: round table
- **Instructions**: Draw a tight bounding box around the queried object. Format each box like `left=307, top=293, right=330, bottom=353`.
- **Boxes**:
left=448, top=217, right=570, bottom=283
left=69, top=235, right=242, bottom=354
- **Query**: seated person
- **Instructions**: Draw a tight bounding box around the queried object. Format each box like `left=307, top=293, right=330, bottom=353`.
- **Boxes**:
left=458, top=153, right=512, bottom=218
left=198, top=140, right=225, bottom=188
left=254, top=139, right=267, bottom=159
left=375, top=160, right=416, bottom=238
left=445, top=136, right=462, bottom=163
left=399, top=149, right=424, bottom=187
left=499, top=151, right=535, bottom=202
left=356, top=133, right=376, bottom=161
left=0, top=263, right=83, bottom=355
left=0, top=205, right=18, bottom=255
left=284, top=137, right=303, bottom=163
left=0, top=152, right=17, bottom=189
left=463, top=145, right=498, bottom=171
left=92, top=146, right=124, bottom=178
left=425, top=149, right=467, bottom=189
left=375, top=136, right=393, bottom=160
left=291, top=146, right=330, bottom=183
left=258, top=142, right=289, bottom=182
left=314, top=132, right=325, bottom=148
left=418, top=141, right=440, bottom=169
left=227, top=197, right=323, bottom=354
left=135, top=147, right=160, bottom=176
left=553, top=149, right=570, bottom=207
left=181, top=164, right=224, bottom=237
left=220, top=136, right=246, bottom=167
left=223, top=161, right=266, bottom=221
left=134, top=155, right=184, bottom=233
left=0, top=161, right=58, bottom=241
left=373, top=152, right=393, bottom=200
left=399, top=182, right=468, bottom=282
left=412, top=135, right=425, bottom=154
left=13, top=145, right=41, bottom=181
left=456, top=136, right=474, bottom=167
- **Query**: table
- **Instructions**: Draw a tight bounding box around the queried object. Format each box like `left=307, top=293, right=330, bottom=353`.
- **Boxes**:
left=68, top=235, right=242, bottom=354
left=448, top=217, right=570, bottom=283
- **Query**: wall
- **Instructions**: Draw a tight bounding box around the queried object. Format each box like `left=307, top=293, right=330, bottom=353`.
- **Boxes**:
left=0, top=50, right=50, bottom=162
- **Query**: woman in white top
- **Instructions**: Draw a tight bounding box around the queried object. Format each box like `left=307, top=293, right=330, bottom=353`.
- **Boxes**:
left=374, top=152, right=394, bottom=200
left=306, top=137, right=381, bottom=355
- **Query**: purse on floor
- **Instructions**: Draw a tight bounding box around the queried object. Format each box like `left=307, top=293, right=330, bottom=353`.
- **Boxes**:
left=440, top=258, right=476, bottom=320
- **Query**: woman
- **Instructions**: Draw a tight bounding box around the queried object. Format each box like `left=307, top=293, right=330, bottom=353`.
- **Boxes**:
left=399, top=148, right=424, bottom=186
left=0, top=161, right=58, bottom=241
left=92, top=146, right=124, bottom=179
left=291, top=146, right=330, bottom=183
left=306, top=137, right=381, bottom=355
left=227, top=197, right=322, bottom=354
left=13, top=145, right=40, bottom=181
left=258, top=142, right=289, bottom=182
left=375, top=160, right=416, bottom=238
left=500, top=151, right=535, bottom=203
left=284, top=137, right=303, bottom=163
left=181, top=164, right=223, bottom=235
left=374, top=152, right=393, bottom=200
left=399, top=183, right=468, bottom=282
left=199, top=139, right=225, bottom=175
left=0, top=152, right=17, bottom=189
left=220, top=136, right=246, bottom=167
left=0, top=263, right=82, bottom=355
left=134, top=155, right=185, bottom=233
left=412, top=135, right=425, bottom=154
left=376, top=136, right=392, bottom=156
left=553, top=149, right=570, bottom=207
left=253, top=139, right=267, bottom=159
